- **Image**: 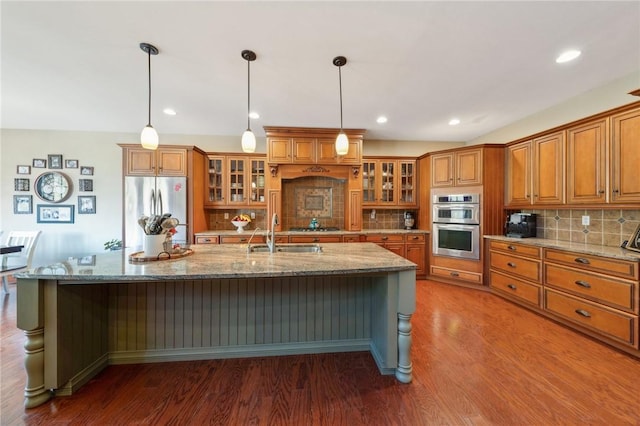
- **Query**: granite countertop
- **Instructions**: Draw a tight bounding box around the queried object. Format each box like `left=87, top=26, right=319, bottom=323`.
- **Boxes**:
left=197, top=229, right=429, bottom=237
left=16, top=243, right=416, bottom=282
left=484, top=235, right=640, bottom=261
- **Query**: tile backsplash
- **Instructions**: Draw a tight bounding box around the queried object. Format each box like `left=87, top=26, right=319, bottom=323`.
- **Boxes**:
left=526, top=209, right=640, bottom=247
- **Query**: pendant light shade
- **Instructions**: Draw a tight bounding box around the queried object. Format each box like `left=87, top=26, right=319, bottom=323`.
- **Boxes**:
left=333, top=56, right=349, bottom=156
left=140, top=43, right=159, bottom=150
left=241, top=50, right=257, bottom=153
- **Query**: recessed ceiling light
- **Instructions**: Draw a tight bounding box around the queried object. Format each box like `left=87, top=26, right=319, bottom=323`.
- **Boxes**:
left=376, top=116, right=388, bottom=124
left=448, top=118, right=460, bottom=126
left=163, top=108, right=176, bottom=116
left=249, top=112, right=260, bottom=119
left=556, top=49, right=581, bottom=63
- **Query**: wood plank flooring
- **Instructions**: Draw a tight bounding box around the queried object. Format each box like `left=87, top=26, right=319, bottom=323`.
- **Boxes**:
left=2, top=280, right=640, bottom=425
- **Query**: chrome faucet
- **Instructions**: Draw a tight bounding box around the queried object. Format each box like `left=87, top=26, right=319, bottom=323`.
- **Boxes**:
left=246, top=227, right=261, bottom=254
left=266, top=213, right=279, bottom=253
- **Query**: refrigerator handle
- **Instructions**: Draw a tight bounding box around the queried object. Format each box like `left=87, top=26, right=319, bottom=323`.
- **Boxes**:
left=150, top=189, right=156, bottom=215
left=157, top=190, right=163, bottom=215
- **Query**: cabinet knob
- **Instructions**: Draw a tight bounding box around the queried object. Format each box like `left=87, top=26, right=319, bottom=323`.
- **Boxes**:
left=450, top=271, right=459, bottom=277
left=507, top=245, right=516, bottom=251
left=507, top=284, right=517, bottom=290
left=507, top=262, right=517, bottom=268
left=598, top=190, right=605, bottom=194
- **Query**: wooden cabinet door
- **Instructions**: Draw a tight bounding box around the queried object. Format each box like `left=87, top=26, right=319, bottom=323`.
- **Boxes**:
left=398, top=160, right=417, bottom=206
left=349, top=190, right=362, bottom=231
left=506, top=141, right=532, bottom=206
left=406, top=243, right=426, bottom=276
left=455, top=148, right=482, bottom=186
left=156, top=148, right=187, bottom=176
left=379, top=161, right=396, bottom=205
left=611, top=108, right=640, bottom=203
left=362, top=161, right=378, bottom=205
left=268, top=138, right=291, bottom=163
left=126, top=148, right=156, bottom=175
left=292, top=138, right=316, bottom=163
left=227, top=157, right=247, bottom=205
left=206, top=156, right=225, bottom=205
left=532, top=132, right=564, bottom=205
left=248, top=158, right=267, bottom=205
left=567, top=119, right=607, bottom=204
left=317, top=138, right=337, bottom=163
left=431, top=152, right=454, bottom=187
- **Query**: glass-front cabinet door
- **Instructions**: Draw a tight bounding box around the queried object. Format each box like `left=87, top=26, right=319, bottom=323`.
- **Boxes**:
left=228, top=158, right=245, bottom=204
left=206, top=156, right=225, bottom=205
left=399, top=160, right=416, bottom=206
left=249, top=158, right=266, bottom=205
left=380, top=161, right=395, bottom=204
left=362, top=161, right=377, bottom=205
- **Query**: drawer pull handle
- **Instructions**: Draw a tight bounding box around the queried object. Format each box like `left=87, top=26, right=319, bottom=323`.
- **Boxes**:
left=382, top=236, right=388, bottom=240
left=507, top=245, right=516, bottom=251
left=507, top=262, right=517, bottom=268
left=313, top=238, right=319, bottom=242
left=575, top=280, right=591, bottom=289
left=574, top=257, right=591, bottom=264
left=507, top=284, right=517, bottom=290
left=412, top=236, right=419, bottom=240
left=450, top=272, right=459, bottom=277
left=575, top=309, right=591, bottom=318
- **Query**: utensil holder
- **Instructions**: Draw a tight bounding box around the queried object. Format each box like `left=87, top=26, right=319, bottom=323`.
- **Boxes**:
left=143, top=234, right=166, bottom=257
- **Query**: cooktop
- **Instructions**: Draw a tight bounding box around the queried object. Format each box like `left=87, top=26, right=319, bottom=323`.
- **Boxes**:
left=289, top=227, right=340, bottom=232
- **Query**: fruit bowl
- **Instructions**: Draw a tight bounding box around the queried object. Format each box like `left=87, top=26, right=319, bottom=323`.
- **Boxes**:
left=231, top=220, right=249, bottom=233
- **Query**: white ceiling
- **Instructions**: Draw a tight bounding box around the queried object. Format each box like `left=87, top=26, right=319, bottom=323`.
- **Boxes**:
left=2, top=1, right=639, bottom=142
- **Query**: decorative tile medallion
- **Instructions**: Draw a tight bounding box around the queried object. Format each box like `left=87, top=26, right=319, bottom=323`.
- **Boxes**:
left=295, top=187, right=332, bottom=218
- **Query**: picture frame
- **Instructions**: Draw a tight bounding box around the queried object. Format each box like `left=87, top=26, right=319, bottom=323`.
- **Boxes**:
left=13, top=195, right=33, bottom=214
left=36, top=204, right=74, bottom=224
left=32, top=158, right=46, bottom=168
left=48, top=154, right=63, bottom=169
left=625, top=224, right=640, bottom=253
left=17, top=165, right=31, bottom=175
left=78, top=195, right=96, bottom=214
left=78, top=179, right=93, bottom=192
left=65, top=159, right=79, bottom=169
left=80, top=166, right=94, bottom=176
left=77, top=255, right=96, bottom=266
left=14, top=178, right=30, bottom=191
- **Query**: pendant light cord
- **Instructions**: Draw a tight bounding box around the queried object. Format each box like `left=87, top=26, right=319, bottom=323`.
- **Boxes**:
left=147, top=49, right=152, bottom=127
left=247, top=59, right=251, bottom=131
left=338, top=65, right=343, bottom=131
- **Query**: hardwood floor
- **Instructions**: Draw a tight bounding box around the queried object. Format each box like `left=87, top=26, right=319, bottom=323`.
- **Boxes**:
left=2, top=280, right=640, bottom=425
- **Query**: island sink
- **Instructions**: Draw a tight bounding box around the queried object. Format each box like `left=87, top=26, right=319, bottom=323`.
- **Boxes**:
left=249, top=243, right=323, bottom=253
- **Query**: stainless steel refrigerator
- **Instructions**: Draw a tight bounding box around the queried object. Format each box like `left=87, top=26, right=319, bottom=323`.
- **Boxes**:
left=124, top=176, right=189, bottom=249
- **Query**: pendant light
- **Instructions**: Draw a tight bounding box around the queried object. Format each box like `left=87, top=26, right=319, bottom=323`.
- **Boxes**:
left=333, top=56, right=349, bottom=156
left=241, top=50, right=257, bottom=153
left=140, top=42, right=159, bottom=150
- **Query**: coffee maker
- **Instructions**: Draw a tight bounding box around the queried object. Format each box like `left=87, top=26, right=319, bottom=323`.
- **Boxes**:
left=505, top=213, right=537, bottom=238
left=404, top=212, right=415, bottom=230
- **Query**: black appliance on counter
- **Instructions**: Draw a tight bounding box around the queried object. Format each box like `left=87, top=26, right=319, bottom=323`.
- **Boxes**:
left=505, top=213, right=537, bottom=238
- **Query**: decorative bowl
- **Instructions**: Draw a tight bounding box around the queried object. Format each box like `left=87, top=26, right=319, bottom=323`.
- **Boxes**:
left=231, top=220, right=249, bottom=233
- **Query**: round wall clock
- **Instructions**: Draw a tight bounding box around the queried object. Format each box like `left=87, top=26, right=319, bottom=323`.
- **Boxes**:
left=34, top=171, right=72, bottom=203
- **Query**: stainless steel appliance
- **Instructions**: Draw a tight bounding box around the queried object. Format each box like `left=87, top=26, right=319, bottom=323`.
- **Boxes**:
left=432, top=193, right=480, bottom=259
left=124, top=176, right=188, bottom=249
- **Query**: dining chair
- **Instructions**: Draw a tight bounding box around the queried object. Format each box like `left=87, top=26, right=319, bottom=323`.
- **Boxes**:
left=1, top=230, right=42, bottom=293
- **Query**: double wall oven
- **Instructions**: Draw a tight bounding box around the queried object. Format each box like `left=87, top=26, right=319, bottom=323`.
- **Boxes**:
left=432, top=193, right=480, bottom=260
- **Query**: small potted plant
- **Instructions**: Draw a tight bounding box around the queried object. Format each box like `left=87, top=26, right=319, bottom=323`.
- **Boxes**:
left=104, top=239, right=123, bottom=251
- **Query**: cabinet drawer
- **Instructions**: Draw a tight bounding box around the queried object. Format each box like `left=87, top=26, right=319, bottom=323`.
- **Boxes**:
left=490, top=251, right=541, bottom=282
left=343, top=235, right=363, bottom=243
left=544, top=248, right=638, bottom=280
left=289, top=235, right=342, bottom=243
left=545, top=264, right=637, bottom=313
left=405, top=234, right=426, bottom=243
left=544, top=289, right=638, bottom=347
left=365, top=234, right=405, bottom=243
left=490, top=271, right=541, bottom=307
left=431, top=265, right=482, bottom=284
left=220, top=235, right=253, bottom=244
left=489, top=240, right=541, bottom=258
left=195, top=236, right=219, bottom=244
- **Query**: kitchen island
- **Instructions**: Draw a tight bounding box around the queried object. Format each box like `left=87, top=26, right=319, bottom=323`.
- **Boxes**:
left=15, top=242, right=416, bottom=408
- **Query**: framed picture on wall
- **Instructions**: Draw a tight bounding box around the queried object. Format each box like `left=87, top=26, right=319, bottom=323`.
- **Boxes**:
left=36, top=204, right=74, bottom=224
left=65, top=159, right=79, bottom=169
left=13, top=195, right=33, bottom=214
left=17, top=165, right=31, bottom=175
left=78, top=179, right=93, bottom=191
left=48, top=154, right=63, bottom=169
left=80, top=166, right=94, bottom=176
left=625, top=224, right=640, bottom=253
left=78, top=196, right=96, bottom=214
left=14, top=178, right=29, bottom=191
left=32, top=158, right=46, bottom=168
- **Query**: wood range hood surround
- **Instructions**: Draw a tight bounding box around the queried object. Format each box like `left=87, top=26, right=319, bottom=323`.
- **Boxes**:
left=264, top=126, right=367, bottom=232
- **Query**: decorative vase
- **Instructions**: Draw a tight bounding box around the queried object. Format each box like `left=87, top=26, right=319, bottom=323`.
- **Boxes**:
left=143, top=234, right=166, bottom=257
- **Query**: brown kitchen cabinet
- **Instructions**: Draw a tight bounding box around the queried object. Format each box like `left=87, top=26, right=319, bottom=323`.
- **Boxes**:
left=289, top=235, right=342, bottom=243
left=567, top=118, right=608, bottom=204
left=405, top=233, right=426, bottom=276
left=611, top=107, right=640, bottom=204
left=205, top=154, right=267, bottom=207
left=365, top=233, right=406, bottom=258
left=124, top=147, right=188, bottom=176
left=431, top=148, right=482, bottom=188
left=317, top=138, right=361, bottom=164
left=265, top=127, right=364, bottom=165
left=489, top=240, right=542, bottom=307
left=362, top=158, right=417, bottom=207
left=505, top=141, right=532, bottom=206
